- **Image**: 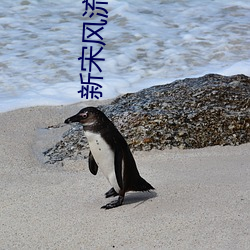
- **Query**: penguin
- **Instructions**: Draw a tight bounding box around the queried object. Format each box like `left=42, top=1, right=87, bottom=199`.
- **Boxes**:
left=65, top=107, right=154, bottom=209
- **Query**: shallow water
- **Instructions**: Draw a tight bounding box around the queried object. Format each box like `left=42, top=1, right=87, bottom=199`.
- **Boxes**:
left=0, top=0, right=249, bottom=112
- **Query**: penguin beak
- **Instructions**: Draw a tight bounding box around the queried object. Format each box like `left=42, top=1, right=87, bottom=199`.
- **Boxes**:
left=64, top=114, right=81, bottom=124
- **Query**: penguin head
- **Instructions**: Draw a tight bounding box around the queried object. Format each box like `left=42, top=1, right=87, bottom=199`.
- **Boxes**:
left=65, top=107, right=109, bottom=129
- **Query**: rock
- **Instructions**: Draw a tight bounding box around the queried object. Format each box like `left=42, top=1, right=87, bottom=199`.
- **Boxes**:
left=43, top=74, right=250, bottom=164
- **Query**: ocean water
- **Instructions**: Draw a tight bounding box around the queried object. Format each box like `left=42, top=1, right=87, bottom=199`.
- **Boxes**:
left=0, top=0, right=249, bottom=112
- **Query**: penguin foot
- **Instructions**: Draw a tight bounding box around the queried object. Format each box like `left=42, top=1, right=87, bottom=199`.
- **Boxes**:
left=101, top=196, right=124, bottom=209
left=105, top=187, right=118, bottom=198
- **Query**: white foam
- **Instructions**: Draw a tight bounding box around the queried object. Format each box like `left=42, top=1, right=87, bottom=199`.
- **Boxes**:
left=0, top=0, right=250, bottom=112
left=218, top=60, right=250, bottom=76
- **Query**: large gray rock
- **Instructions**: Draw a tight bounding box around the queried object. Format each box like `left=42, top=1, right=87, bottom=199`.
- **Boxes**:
left=44, top=74, right=250, bottom=163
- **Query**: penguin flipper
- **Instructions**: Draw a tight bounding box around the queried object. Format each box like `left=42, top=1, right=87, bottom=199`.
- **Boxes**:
left=114, top=146, right=124, bottom=190
left=88, top=151, right=98, bottom=175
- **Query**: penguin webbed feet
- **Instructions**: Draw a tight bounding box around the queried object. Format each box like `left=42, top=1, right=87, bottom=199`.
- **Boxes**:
left=101, top=196, right=124, bottom=209
left=105, top=187, right=118, bottom=198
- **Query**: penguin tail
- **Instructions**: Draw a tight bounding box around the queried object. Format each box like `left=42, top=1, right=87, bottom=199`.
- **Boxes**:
left=131, top=176, right=154, bottom=192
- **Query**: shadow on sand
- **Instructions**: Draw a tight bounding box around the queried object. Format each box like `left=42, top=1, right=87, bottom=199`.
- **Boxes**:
left=122, top=190, right=157, bottom=208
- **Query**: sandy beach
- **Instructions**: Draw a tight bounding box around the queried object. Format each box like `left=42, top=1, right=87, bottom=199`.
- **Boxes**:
left=0, top=101, right=249, bottom=249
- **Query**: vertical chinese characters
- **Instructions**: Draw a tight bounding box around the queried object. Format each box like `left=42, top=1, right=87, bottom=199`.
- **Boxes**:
left=78, top=0, right=108, bottom=99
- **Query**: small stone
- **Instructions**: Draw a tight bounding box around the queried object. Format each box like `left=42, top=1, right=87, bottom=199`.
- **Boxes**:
left=178, top=130, right=187, bottom=136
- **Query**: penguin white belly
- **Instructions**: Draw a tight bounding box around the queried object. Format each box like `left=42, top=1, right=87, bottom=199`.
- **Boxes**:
left=85, top=131, right=120, bottom=193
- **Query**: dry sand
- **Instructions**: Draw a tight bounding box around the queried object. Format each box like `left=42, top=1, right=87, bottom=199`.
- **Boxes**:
left=0, top=101, right=249, bottom=249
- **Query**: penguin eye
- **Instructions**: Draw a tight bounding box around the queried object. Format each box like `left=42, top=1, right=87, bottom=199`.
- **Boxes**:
left=79, top=112, right=88, bottom=119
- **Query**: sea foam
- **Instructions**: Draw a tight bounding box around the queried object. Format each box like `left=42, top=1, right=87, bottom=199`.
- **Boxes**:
left=0, top=0, right=249, bottom=112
